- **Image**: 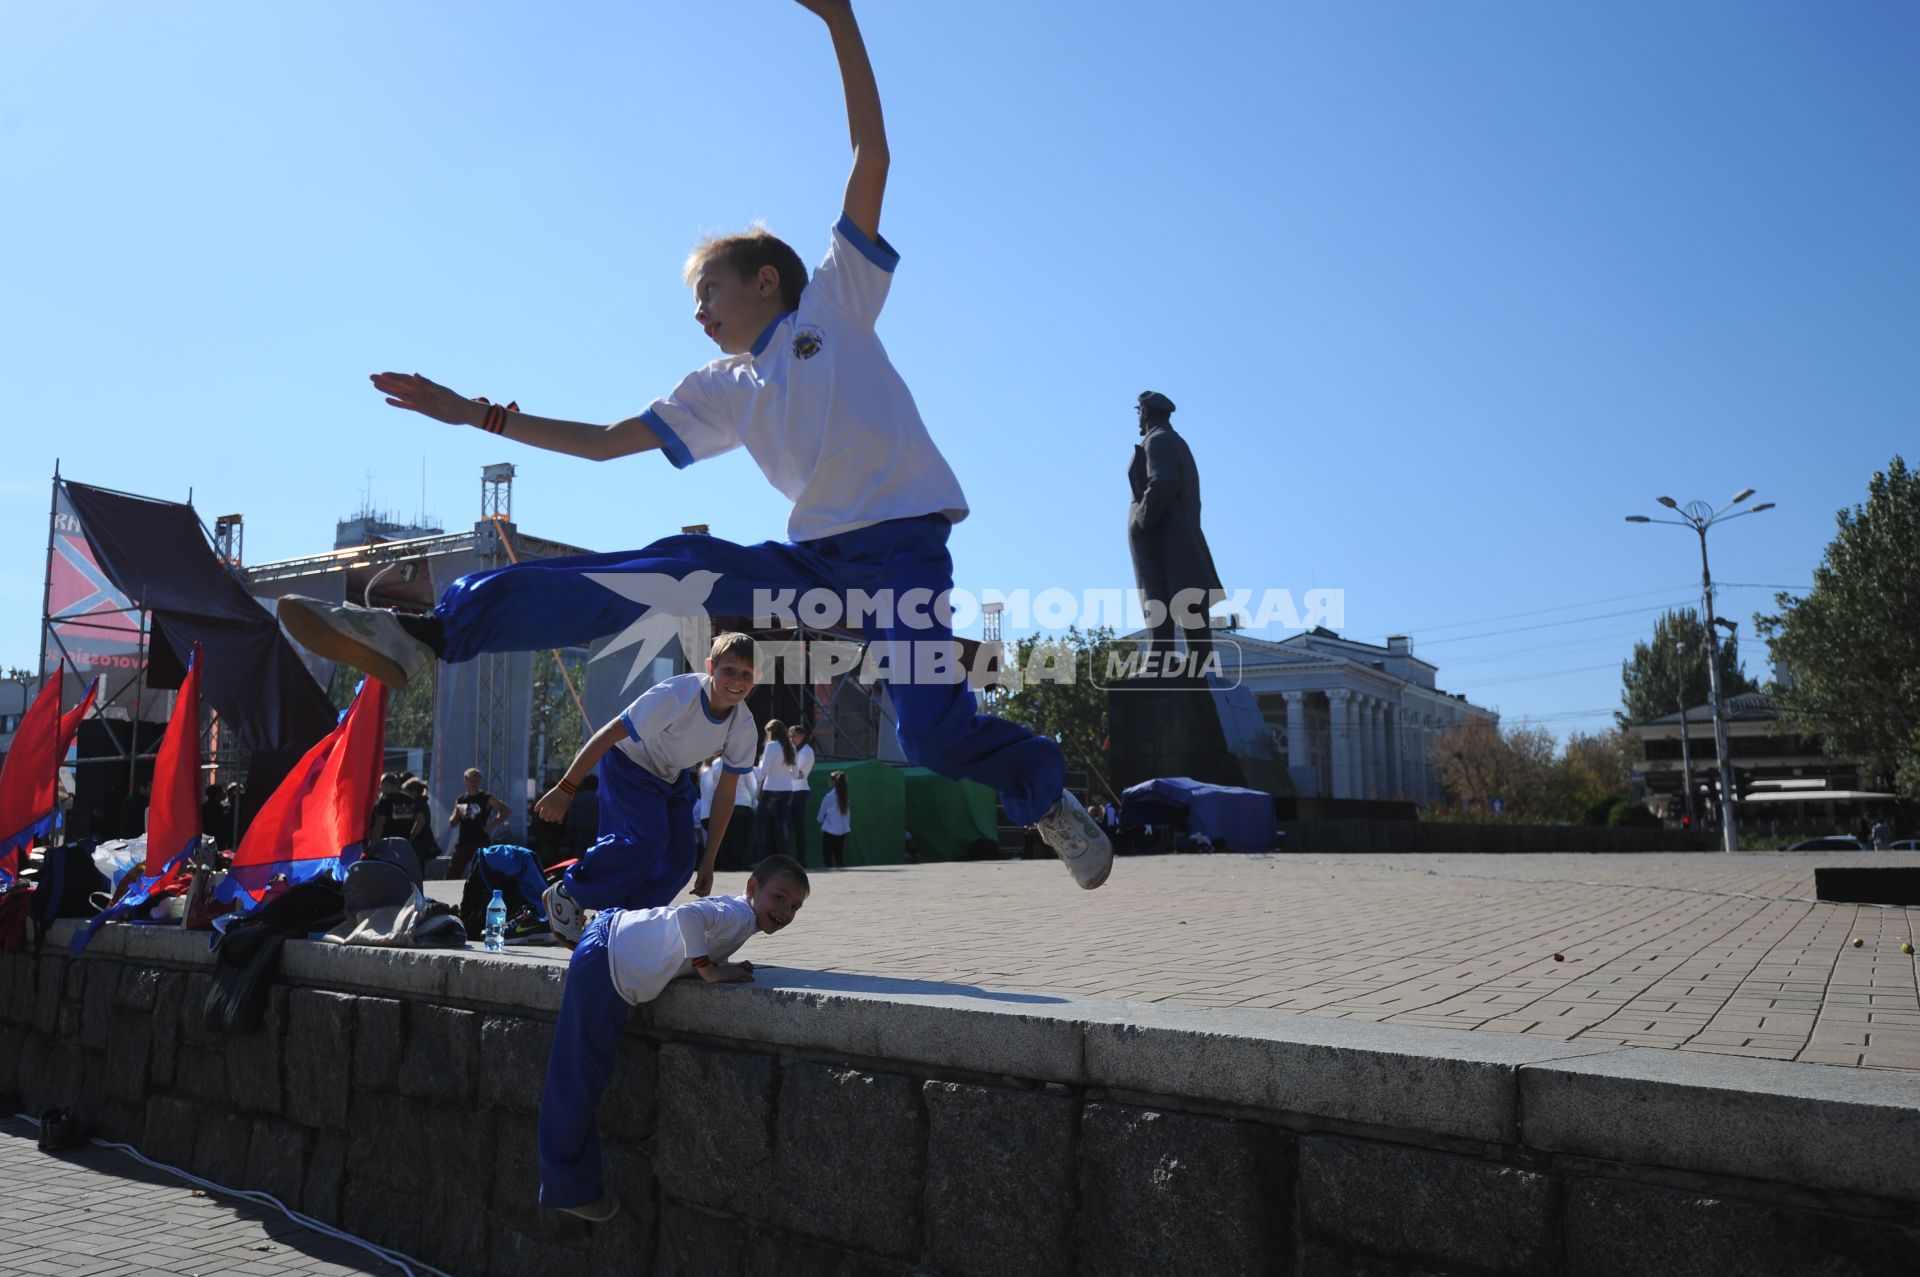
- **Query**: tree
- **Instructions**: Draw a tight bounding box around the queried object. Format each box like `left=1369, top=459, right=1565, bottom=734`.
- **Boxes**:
left=1617, top=609, right=1757, bottom=728
left=995, top=625, right=1122, bottom=783
left=529, top=649, right=588, bottom=787
left=1757, top=455, right=1920, bottom=797
left=328, top=661, right=435, bottom=756
left=1432, top=718, right=1558, bottom=817
left=1550, top=728, right=1636, bottom=822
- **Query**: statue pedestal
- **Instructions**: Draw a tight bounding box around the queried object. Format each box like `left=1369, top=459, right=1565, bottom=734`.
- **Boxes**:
left=1107, top=672, right=1292, bottom=797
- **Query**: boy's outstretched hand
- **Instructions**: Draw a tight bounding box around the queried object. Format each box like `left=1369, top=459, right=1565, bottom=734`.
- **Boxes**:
left=793, top=0, right=852, bottom=17
left=370, top=371, right=477, bottom=426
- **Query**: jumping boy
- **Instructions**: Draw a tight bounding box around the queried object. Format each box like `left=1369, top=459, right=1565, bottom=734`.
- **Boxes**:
left=532, top=633, right=760, bottom=943
left=278, top=0, right=1112, bottom=890
left=539, top=853, right=809, bottom=1220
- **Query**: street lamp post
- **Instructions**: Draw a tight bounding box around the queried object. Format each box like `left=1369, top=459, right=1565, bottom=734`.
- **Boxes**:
left=1672, top=637, right=1696, bottom=826
left=1626, top=490, right=1775, bottom=852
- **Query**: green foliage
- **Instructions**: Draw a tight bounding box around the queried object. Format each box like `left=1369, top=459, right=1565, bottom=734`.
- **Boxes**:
left=1757, top=456, right=1920, bottom=797
left=1605, top=797, right=1660, bottom=828
left=328, top=661, right=436, bottom=754
left=1433, top=720, right=1640, bottom=824
left=529, top=649, right=588, bottom=786
left=994, top=625, right=1122, bottom=779
left=1617, top=609, right=1757, bottom=729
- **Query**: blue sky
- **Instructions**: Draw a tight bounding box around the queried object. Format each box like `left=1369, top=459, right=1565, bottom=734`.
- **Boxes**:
left=3, top=1, right=1914, bottom=738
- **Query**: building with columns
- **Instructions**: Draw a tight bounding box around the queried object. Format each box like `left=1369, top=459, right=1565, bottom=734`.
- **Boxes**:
left=1233, top=629, right=1496, bottom=804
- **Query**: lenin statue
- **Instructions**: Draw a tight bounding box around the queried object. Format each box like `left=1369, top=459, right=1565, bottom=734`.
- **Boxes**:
left=1127, top=391, right=1223, bottom=662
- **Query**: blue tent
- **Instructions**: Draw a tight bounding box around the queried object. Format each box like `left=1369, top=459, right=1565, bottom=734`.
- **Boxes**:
left=1119, top=777, right=1276, bottom=852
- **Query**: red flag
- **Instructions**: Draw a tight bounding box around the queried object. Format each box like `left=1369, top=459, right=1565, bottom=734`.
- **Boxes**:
left=143, top=645, right=203, bottom=886
left=219, top=677, right=388, bottom=906
left=68, top=656, right=202, bottom=953
left=0, top=675, right=97, bottom=876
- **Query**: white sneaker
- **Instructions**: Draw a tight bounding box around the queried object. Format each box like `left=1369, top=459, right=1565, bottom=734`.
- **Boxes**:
left=1035, top=792, right=1114, bottom=890
left=543, top=881, right=585, bottom=947
left=277, top=596, right=436, bottom=690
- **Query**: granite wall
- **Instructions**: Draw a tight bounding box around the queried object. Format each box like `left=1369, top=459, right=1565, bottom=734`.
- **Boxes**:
left=1, top=927, right=1915, bottom=1277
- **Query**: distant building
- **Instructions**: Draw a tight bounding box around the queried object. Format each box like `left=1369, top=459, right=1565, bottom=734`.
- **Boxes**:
left=1232, top=629, right=1496, bottom=803
left=1628, top=693, right=1890, bottom=827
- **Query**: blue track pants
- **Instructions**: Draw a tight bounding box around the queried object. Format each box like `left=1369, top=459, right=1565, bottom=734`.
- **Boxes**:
left=436, top=514, right=1064, bottom=824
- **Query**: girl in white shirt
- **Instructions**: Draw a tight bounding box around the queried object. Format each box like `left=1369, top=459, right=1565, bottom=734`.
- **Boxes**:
left=816, top=769, right=851, bottom=869
left=755, top=721, right=816, bottom=863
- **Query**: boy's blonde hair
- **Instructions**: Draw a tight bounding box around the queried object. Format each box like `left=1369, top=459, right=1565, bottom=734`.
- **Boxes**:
left=685, top=226, right=808, bottom=311
left=709, top=631, right=756, bottom=666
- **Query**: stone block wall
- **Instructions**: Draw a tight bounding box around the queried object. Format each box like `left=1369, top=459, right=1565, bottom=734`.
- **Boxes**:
left=2, top=930, right=1916, bottom=1277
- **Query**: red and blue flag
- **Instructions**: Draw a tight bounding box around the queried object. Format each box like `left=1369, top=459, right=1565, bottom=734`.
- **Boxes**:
left=71, top=648, right=205, bottom=952
left=217, top=677, right=387, bottom=909
left=0, top=674, right=97, bottom=880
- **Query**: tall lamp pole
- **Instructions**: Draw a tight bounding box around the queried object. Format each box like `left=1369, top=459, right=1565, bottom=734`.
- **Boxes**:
left=1672, top=637, right=1696, bottom=826
left=1627, top=490, right=1775, bottom=853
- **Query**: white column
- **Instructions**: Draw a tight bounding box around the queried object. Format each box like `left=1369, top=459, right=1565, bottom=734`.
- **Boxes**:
left=1385, top=703, right=1402, bottom=798
left=1327, top=689, right=1353, bottom=800
left=1358, top=695, right=1378, bottom=799
left=1282, top=691, right=1308, bottom=776
left=1415, top=714, right=1432, bottom=802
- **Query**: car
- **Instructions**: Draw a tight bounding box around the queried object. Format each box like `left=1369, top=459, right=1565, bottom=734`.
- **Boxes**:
left=1889, top=838, right=1920, bottom=851
left=1786, top=835, right=1866, bottom=851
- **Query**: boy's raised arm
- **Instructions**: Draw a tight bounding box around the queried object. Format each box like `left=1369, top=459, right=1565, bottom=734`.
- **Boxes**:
left=534, top=718, right=627, bottom=822
left=370, top=371, right=666, bottom=462
left=797, top=0, right=889, bottom=239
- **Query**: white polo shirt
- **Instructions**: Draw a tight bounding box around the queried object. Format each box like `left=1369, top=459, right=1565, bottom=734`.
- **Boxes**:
left=641, top=217, right=971, bottom=543
left=614, top=673, right=758, bottom=784
left=605, top=894, right=760, bottom=1006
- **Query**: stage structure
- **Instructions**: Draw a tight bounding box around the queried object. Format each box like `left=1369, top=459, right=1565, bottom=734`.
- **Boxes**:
left=245, top=464, right=602, bottom=837
left=39, top=468, right=342, bottom=836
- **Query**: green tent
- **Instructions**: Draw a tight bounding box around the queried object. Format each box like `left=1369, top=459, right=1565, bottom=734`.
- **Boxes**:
left=901, top=766, right=998, bottom=861
left=799, top=760, right=997, bottom=866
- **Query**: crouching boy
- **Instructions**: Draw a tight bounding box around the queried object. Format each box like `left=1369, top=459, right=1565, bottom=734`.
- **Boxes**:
left=537, top=854, right=810, bottom=1220
left=533, top=632, right=760, bottom=944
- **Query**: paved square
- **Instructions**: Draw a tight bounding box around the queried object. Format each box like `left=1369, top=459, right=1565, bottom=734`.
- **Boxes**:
left=682, top=850, right=1920, bottom=1073
left=0, top=1117, right=398, bottom=1276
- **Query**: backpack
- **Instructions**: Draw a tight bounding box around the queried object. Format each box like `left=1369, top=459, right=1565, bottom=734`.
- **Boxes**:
left=459, top=844, right=552, bottom=941
left=342, top=837, right=423, bottom=913
left=29, top=841, right=107, bottom=932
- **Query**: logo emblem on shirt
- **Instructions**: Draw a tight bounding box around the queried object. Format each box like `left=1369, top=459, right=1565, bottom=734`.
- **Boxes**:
left=792, top=325, right=825, bottom=360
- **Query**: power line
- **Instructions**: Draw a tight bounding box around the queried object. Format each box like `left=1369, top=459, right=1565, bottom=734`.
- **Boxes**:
left=1353, top=578, right=1806, bottom=649
left=1451, top=661, right=1623, bottom=690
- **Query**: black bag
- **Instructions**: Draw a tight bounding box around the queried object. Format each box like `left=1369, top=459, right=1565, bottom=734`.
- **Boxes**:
left=459, top=846, right=553, bottom=941
left=28, top=841, right=107, bottom=931
left=342, top=837, right=423, bottom=913
left=203, top=876, right=346, bottom=1032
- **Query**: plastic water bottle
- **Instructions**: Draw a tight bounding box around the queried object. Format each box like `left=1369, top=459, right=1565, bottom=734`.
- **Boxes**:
left=484, top=889, right=507, bottom=953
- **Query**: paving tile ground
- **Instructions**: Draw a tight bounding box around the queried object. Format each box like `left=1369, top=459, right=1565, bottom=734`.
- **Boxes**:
left=0, top=1118, right=404, bottom=1276
left=557, top=849, right=1920, bottom=1073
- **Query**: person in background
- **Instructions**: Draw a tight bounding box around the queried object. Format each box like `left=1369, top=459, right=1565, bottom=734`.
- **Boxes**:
left=717, top=758, right=759, bottom=873
left=201, top=785, right=229, bottom=851
left=754, top=720, right=815, bottom=860
left=816, top=770, right=851, bottom=869
left=448, top=767, right=511, bottom=880
left=375, top=772, right=427, bottom=851
left=402, top=776, right=441, bottom=875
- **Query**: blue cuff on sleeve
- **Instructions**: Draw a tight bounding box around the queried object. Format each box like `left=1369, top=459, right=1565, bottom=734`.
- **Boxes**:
left=722, top=762, right=754, bottom=775
left=641, top=408, right=696, bottom=470
left=834, top=213, right=899, bottom=273
left=620, top=711, right=641, bottom=742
